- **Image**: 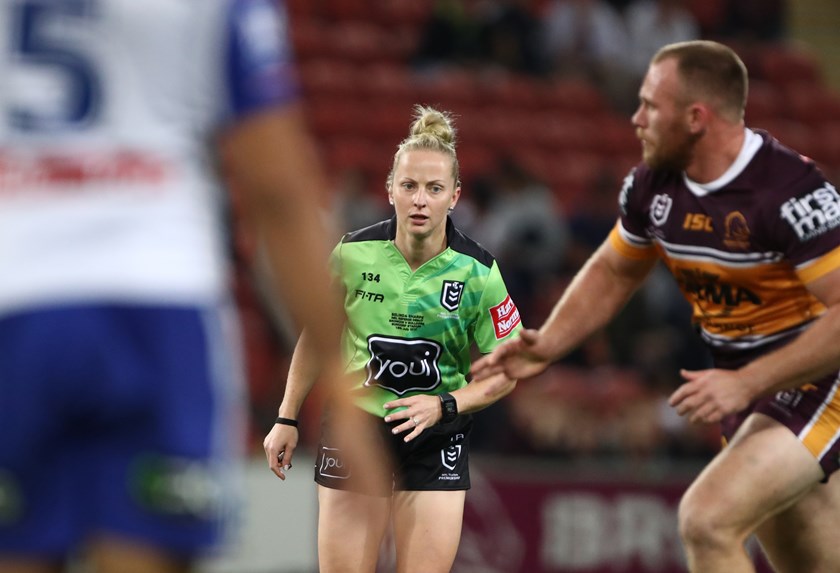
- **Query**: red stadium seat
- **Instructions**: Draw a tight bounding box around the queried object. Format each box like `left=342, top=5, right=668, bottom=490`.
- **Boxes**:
left=686, top=0, right=727, bottom=36
left=515, top=149, right=604, bottom=210
left=356, top=62, right=417, bottom=105
left=286, top=0, right=323, bottom=19
left=745, top=80, right=783, bottom=124
left=289, top=20, right=332, bottom=60
left=757, top=45, right=822, bottom=89
left=470, top=107, right=538, bottom=153
left=413, top=68, right=481, bottom=108
left=305, top=97, right=367, bottom=138
left=367, top=103, right=418, bottom=140
left=322, top=0, right=368, bottom=21
left=325, top=137, right=383, bottom=175
left=781, top=82, right=840, bottom=126
left=326, top=21, right=391, bottom=63
left=298, top=59, right=362, bottom=98
left=530, top=114, right=602, bottom=154
left=591, top=114, right=639, bottom=156
left=375, top=0, right=434, bottom=27
left=481, top=73, right=543, bottom=109
left=538, top=78, right=609, bottom=114
left=809, top=121, right=840, bottom=172
left=456, top=145, right=495, bottom=183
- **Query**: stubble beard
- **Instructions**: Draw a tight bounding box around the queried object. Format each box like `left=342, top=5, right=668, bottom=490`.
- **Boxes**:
left=643, top=128, right=701, bottom=173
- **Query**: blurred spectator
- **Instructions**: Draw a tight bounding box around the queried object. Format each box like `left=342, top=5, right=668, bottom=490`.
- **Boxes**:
left=541, top=0, right=637, bottom=111
left=625, top=0, right=700, bottom=80
left=472, top=156, right=569, bottom=323
left=477, top=0, right=547, bottom=76
left=566, top=166, right=623, bottom=269
left=449, top=173, right=498, bottom=239
left=720, top=0, right=787, bottom=43
left=413, top=0, right=482, bottom=70
left=331, top=168, right=390, bottom=234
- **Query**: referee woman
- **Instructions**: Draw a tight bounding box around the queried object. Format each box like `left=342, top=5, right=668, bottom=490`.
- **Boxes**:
left=264, top=105, right=522, bottom=573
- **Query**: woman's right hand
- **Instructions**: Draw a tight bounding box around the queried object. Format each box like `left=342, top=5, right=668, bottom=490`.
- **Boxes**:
left=263, top=422, right=299, bottom=480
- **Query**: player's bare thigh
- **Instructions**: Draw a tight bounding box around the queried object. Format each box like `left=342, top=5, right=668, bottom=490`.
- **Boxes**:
left=391, top=490, right=466, bottom=573
left=756, top=470, right=840, bottom=573
left=317, top=485, right=391, bottom=573
left=681, top=413, right=823, bottom=542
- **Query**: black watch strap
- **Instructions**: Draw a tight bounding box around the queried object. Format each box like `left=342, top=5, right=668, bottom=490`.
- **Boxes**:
left=438, top=392, right=458, bottom=424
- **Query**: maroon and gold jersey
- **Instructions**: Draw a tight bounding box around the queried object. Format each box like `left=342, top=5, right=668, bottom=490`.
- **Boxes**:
left=610, top=129, right=840, bottom=360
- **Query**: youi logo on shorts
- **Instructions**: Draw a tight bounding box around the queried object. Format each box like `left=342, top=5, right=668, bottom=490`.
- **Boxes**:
left=318, top=446, right=350, bottom=480
left=364, top=335, right=442, bottom=395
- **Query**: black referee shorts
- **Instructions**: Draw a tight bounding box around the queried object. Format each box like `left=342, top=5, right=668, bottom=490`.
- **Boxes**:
left=314, top=406, right=473, bottom=497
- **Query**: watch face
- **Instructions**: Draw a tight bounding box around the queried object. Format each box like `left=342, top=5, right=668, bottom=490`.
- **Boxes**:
left=441, top=393, right=457, bottom=422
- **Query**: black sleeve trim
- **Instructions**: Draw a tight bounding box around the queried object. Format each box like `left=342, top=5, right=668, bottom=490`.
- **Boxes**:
left=341, top=217, right=397, bottom=244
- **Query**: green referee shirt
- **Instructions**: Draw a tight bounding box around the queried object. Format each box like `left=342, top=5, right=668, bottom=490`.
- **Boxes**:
left=331, top=216, right=523, bottom=417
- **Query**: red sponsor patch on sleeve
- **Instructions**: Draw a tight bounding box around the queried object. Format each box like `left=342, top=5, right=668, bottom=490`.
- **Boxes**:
left=489, top=294, right=521, bottom=339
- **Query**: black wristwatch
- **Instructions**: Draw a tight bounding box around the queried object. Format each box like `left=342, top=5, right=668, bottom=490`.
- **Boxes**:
left=438, top=392, right=458, bottom=424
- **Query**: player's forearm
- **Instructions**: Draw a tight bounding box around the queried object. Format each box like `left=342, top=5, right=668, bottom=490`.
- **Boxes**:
left=223, top=106, right=344, bottom=357
left=739, top=304, right=840, bottom=397
left=260, top=211, right=344, bottom=355
left=540, top=243, right=651, bottom=361
left=451, top=373, right=517, bottom=415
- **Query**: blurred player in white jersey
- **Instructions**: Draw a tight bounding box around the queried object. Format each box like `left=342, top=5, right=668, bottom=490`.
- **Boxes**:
left=0, top=1, right=347, bottom=572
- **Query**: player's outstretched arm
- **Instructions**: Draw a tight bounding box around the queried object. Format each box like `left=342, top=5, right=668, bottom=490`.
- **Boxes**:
left=473, top=239, right=656, bottom=382
left=471, top=329, right=550, bottom=382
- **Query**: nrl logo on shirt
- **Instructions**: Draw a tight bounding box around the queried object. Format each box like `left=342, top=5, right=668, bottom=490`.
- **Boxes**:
left=441, top=280, right=465, bottom=312
left=649, top=194, right=673, bottom=226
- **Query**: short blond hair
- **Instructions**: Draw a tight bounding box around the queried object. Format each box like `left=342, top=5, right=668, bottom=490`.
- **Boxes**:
left=654, top=40, right=748, bottom=122
left=386, top=105, right=460, bottom=190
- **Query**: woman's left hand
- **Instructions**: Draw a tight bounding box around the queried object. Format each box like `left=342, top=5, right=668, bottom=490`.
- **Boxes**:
left=383, top=394, right=443, bottom=442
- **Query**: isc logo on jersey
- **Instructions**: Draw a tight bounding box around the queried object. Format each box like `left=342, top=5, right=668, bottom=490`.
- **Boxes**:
left=490, top=295, right=521, bottom=340
left=780, top=183, right=840, bottom=241
left=364, top=335, right=442, bottom=395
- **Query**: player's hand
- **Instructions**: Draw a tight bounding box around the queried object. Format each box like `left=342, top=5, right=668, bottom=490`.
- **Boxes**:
left=471, top=328, right=552, bottom=382
left=383, top=394, right=442, bottom=442
left=263, top=422, right=298, bottom=480
left=669, top=368, right=752, bottom=424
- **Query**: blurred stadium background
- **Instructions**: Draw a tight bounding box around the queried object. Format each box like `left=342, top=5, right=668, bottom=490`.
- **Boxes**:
left=212, top=1, right=840, bottom=571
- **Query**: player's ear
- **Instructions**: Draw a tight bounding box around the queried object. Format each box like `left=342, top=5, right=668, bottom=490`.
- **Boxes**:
left=450, top=184, right=461, bottom=210
left=687, top=102, right=710, bottom=135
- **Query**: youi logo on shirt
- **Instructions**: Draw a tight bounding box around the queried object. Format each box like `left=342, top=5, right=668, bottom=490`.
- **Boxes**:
left=364, top=335, right=442, bottom=395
